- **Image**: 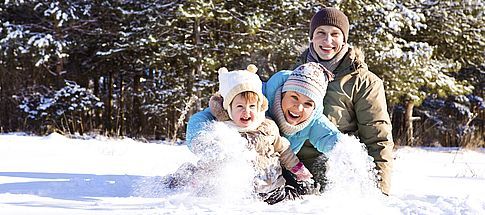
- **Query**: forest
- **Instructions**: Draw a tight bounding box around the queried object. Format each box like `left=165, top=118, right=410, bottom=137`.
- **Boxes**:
left=0, top=0, right=483, bottom=147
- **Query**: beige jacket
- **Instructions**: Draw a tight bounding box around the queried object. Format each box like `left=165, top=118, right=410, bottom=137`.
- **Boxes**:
left=209, top=94, right=300, bottom=193
left=295, top=47, right=394, bottom=194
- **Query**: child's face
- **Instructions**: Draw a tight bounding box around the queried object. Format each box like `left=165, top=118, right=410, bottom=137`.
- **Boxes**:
left=230, top=94, right=259, bottom=128
left=311, top=25, right=345, bottom=60
left=281, top=91, right=315, bottom=125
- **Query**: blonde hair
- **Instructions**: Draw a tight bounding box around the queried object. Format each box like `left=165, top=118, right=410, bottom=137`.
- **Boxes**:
left=238, top=91, right=259, bottom=103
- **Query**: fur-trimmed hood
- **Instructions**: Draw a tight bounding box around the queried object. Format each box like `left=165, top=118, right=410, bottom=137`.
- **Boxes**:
left=209, top=92, right=231, bottom=121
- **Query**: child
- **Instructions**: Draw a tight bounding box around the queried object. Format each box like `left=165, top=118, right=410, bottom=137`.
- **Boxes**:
left=205, top=65, right=318, bottom=204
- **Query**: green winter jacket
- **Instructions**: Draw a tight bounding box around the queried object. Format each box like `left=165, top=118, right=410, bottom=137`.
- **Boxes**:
left=295, top=47, right=394, bottom=195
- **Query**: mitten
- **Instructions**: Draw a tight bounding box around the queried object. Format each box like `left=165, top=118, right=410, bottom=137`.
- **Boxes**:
left=290, top=162, right=313, bottom=181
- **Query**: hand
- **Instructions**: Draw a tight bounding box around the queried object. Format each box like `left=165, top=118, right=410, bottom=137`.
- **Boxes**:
left=290, top=162, right=313, bottom=181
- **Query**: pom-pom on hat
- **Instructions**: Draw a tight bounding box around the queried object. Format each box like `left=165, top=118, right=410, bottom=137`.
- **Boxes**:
left=282, top=62, right=333, bottom=107
left=218, top=64, right=266, bottom=118
left=310, top=7, right=349, bottom=42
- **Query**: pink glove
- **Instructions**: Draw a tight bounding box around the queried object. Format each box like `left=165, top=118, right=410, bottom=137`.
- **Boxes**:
left=290, top=162, right=313, bottom=181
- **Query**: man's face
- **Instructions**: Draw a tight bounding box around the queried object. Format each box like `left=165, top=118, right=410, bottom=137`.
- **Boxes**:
left=311, top=25, right=345, bottom=60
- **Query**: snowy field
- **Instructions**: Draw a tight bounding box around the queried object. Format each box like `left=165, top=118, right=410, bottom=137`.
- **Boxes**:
left=1, top=132, right=484, bottom=215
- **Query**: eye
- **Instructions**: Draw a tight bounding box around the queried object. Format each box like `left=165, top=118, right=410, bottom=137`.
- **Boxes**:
left=291, top=95, right=298, bottom=100
left=250, top=104, right=257, bottom=109
left=304, top=102, right=315, bottom=108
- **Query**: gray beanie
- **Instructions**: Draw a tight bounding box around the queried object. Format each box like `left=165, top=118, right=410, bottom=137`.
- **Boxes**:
left=309, top=7, right=349, bottom=42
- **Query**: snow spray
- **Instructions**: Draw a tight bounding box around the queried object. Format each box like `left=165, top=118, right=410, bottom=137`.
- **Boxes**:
left=186, top=121, right=257, bottom=202
left=132, top=121, right=256, bottom=203
left=313, top=134, right=392, bottom=214
left=324, top=134, right=381, bottom=196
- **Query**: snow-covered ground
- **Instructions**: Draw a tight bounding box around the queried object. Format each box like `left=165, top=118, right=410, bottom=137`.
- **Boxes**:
left=1, top=131, right=484, bottom=215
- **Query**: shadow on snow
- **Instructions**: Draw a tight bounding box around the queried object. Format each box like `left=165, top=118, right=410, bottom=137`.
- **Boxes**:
left=0, top=172, right=146, bottom=201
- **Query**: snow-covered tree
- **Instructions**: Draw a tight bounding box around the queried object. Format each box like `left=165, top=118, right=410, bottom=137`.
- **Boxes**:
left=15, top=80, right=103, bottom=134
left=0, top=0, right=482, bottom=146
left=333, top=0, right=476, bottom=106
left=331, top=0, right=481, bottom=145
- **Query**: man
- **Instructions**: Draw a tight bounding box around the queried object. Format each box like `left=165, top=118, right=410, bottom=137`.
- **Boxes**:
left=294, top=7, right=394, bottom=195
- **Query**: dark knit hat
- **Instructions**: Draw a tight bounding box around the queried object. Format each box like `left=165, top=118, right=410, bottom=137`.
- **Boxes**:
left=309, top=7, right=349, bottom=42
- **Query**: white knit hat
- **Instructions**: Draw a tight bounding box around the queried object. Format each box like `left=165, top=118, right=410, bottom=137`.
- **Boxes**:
left=218, top=64, right=266, bottom=119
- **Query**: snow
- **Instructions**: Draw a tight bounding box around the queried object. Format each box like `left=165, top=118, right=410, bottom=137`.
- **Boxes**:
left=1, top=131, right=484, bottom=215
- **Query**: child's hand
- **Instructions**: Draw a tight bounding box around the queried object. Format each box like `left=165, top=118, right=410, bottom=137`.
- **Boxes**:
left=290, top=162, right=313, bottom=181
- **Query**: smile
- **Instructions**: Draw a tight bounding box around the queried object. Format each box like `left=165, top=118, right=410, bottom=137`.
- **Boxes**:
left=240, top=116, right=252, bottom=122
left=288, top=111, right=300, bottom=118
left=319, top=45, right=334, bottom=51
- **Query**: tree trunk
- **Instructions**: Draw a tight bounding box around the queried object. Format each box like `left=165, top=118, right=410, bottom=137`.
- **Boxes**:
left=195, top=18, right=202, bottom=111
left=118, top=71, right=124, bottom=137
left=105, top=71, right=113, bottom=136
left=188, top=17, right=203, bottom=118
left=0, top=66, right=4, bottom=132
left=404, top=100, right=415, bottom=145
left=95, top=76, right=104, bottom=131
left=54, top=21, right=64, bottom=88
left=132, top=73, right=142, bottom=137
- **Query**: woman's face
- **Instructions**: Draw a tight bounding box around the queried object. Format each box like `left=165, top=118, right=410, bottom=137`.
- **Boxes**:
left=281, top=91, right=315, bottom=125
left=311, top=25, right=345, bottom=60
left=230, top=94, right=259, bottom=127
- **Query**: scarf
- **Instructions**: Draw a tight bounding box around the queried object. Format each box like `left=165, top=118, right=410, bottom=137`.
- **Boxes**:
left=307, top=43, right=349, bottom=73
left=271, top=87, right=312, bottom=136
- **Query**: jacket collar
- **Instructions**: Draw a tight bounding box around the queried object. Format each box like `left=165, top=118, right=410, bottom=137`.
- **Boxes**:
left=298, top=46, right=368, bottom=80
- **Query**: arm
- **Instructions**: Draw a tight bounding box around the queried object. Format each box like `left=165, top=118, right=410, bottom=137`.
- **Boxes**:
left=268, top=119, right=313, bottom=181
left=308, top=115, right=343, bottom=153
left=354, top=76, right=394, bottom=194
left=264, top=70, right=292, bottom=106
left=274, top=135, right=300, bottom=170
left=185, top=107, right=216, bottom=151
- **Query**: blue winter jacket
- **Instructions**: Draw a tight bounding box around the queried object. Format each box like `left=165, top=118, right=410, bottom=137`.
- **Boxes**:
left=186, top=70, right=342, bottom=154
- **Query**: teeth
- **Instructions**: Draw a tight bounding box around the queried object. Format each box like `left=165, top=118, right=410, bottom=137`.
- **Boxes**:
left=288, top=111, right=300, bottom=118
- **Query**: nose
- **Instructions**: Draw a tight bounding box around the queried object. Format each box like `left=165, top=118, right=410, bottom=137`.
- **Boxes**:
left=243, top=106, right=251, bottom=113
left=297, top=103, right=304, bottom=111
left=324, top=33, right=332, bottom=43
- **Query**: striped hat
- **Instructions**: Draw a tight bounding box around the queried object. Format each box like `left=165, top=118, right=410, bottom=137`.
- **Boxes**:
left=282, top=62, right=333, bottom=105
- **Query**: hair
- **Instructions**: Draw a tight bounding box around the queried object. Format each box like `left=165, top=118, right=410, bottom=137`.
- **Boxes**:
left=230, top=91, right=260, bottom=108
left=235, top=91, right=259, bottom=104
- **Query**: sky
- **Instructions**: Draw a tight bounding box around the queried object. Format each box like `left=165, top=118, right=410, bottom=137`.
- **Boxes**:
left=0, top=124, right=484, bottom=215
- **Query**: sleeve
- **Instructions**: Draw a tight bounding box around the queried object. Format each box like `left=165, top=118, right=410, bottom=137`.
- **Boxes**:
left=275, top=136, right=301, bottom=170
left=308, top=115, right=343, bottom=153
left=185, top=107, right=216, bottom=151
left=354, top=76, right=394, bottom=194
left=266, top=120, right=300, bottom=170
left=264, top=70, right=292, bottom=105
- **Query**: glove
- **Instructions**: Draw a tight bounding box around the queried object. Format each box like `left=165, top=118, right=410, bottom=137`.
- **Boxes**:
left=290, top=162, right=313, bottom=181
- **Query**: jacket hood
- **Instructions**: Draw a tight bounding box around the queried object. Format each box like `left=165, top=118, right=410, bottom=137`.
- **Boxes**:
left=209, top=93, right=231, bottom=121
left=333, top=46, right=368, bottom=79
